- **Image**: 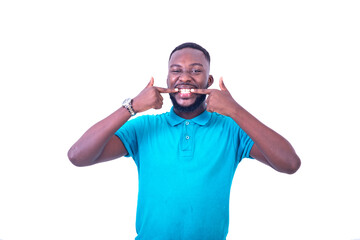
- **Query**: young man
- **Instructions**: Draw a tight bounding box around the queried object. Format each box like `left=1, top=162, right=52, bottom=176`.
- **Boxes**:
left=68, top=42, right=301, bottom=240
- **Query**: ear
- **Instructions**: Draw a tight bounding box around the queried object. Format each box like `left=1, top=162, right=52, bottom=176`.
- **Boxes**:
left=207, top=75, right=214, bottom=88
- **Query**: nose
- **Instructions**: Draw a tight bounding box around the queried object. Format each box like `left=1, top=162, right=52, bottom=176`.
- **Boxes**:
left=178, top=70, right=192, bottom=82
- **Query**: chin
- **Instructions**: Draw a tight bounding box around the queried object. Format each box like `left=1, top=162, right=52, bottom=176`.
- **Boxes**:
left=176, top=98, right=196, bottom=107
left=169, top=93, right=206, bottom=113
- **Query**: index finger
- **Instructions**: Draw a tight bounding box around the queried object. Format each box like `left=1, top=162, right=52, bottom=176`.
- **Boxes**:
left=191, top=88, right=213, bottom=95
left=155, top=87, right=179, bottom=94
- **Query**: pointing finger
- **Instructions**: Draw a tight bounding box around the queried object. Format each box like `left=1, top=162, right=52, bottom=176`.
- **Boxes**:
left=191, top=88, right=213, bottom=95
left=155, top=87, right=179, bottom=94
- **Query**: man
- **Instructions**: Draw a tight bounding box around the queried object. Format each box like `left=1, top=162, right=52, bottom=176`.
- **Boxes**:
left=68, top=42, right=301, bottom=239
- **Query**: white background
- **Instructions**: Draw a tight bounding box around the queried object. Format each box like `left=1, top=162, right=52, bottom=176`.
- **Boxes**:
left=1, top=0, right=359, bottom=239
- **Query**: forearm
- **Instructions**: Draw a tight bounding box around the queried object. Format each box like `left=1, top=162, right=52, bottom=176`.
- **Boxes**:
left=68, top=107, right=131, bottom=166
left=229, top=104, right=301, bottom=174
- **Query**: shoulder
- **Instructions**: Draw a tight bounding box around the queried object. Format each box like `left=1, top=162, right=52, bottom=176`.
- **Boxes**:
left=210, top=112, right=238, bottom=127
left=208, top=112, right=247, bottom=135
left=117, top=112, right=169, bottom=136
left=127, top=111, right=169, bottom=126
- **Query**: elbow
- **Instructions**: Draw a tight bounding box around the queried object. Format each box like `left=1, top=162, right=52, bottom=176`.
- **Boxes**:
left=284, top=155, right=301, bottom=174
left=67, top=147, right=88, bottom=167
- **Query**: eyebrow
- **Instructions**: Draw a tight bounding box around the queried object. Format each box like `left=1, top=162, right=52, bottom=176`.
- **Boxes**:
left=190, top=63, right=204, bottom=67
left=170, top=63, right=204, bottom=68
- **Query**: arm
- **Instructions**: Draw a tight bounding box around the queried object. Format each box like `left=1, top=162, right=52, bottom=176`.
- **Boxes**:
left=230, top=105, right=301, bottom=174
left=67, top=78, right=177, bottom=167
left=67, top=107, right=131, bottom=167
left=193, top=78, right=301, bottom=174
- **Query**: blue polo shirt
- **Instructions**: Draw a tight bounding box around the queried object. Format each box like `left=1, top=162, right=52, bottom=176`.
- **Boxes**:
left=115, top=107, right=254, bottom=240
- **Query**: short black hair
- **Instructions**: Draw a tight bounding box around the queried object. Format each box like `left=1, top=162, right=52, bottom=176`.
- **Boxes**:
left=169, top=42, right=210, bottom=63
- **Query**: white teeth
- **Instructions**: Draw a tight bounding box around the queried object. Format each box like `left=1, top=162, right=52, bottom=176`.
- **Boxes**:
left=179, top=89, right=193, bottom=93
left=180, top=89, right=190, bottom=93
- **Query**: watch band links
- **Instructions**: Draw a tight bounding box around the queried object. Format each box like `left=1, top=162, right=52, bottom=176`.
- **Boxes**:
left=125, top=104, right=136, bottom=116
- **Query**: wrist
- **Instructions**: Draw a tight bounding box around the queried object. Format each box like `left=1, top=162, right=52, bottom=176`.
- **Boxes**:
left=228, top=102, right=243, bottom=118
left=122, top=98, right=136, bottom=116
left=131, top=97, right=141, bottom=114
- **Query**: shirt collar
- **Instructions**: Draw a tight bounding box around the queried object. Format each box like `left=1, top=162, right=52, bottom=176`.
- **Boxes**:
left=166, top=107, right=212, bottom=126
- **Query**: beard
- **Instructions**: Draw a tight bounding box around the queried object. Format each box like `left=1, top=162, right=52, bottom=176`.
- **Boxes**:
left=169, top=93, right=206, bottom=113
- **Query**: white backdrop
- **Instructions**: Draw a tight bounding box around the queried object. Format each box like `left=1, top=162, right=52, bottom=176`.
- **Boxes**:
left=1, top=1, right=359, bottom=239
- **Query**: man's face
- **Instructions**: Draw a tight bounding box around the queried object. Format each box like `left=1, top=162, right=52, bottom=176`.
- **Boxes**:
left=167, top=48, right=213, bottom=111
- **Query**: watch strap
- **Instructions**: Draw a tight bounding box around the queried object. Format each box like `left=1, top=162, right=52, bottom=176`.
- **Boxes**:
left=123, top=98, right=136, bottom=116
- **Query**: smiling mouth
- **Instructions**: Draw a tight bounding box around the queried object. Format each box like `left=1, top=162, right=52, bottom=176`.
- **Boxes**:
left=175, top=88, right=195, bottom=93
left=174, top=83, right=197, bottom=93
left=173, top=87, right=196, bottom=99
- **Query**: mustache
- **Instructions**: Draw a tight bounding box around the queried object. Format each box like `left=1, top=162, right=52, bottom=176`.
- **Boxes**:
left=174, top=83, right=198, bottom=89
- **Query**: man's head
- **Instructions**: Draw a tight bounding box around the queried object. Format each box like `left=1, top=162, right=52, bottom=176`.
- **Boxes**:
left=167, top=42, right=214, bottom=113
left=169, top=42, right=211, bottom=64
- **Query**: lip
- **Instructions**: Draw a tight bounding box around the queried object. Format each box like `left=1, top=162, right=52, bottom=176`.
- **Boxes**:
left=174, top=84, right=197, bottom=90
left=174, top=85, right=196, bottom=99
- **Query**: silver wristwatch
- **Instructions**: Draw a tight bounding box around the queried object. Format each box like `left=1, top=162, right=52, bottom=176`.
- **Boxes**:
left=122, top=98, right=136, bottom=116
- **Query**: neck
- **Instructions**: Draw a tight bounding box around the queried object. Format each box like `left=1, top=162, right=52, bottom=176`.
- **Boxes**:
left=173, top=103, right=207, bottom=119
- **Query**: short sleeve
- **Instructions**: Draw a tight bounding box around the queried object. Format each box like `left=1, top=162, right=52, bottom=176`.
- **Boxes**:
left=233, top=122, right=254, bottom=162
left=115, top=116, right=144, bottom=163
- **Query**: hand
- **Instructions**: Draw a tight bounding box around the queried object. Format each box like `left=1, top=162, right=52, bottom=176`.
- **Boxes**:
left=192, top=77, right=239, bottom=116
left=132, top=77, right=177, bottom=113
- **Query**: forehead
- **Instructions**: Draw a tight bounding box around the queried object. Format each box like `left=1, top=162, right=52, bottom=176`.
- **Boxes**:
left=169, top=48, right=209, bottom=68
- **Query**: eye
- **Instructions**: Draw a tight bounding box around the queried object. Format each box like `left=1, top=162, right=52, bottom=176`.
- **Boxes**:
left=191, top=69, right=202, bottom=74
left=170, top=68, right=182, bottom=74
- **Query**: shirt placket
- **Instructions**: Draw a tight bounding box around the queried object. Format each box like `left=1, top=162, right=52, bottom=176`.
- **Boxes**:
left=180, top=120, right=194, bottom=158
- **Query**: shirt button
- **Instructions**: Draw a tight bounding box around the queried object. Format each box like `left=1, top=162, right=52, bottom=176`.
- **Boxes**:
left=185, top=136, right=190, bottom=140
left=185, top=121, right=190, bottom=125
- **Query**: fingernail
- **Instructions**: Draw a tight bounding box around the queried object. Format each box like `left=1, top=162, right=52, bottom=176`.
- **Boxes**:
left=190, top=89, right=194, bottom=92
left=175, top=88, right=179, bottom=92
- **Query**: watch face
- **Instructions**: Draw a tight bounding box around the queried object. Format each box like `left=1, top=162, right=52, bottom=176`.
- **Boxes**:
left=123, top=98, right=131, bottom=106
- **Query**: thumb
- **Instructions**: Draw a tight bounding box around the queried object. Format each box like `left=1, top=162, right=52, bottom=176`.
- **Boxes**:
left=146, top=77, right=154, bottom=88
left=219, top=77, right=228, bottom=91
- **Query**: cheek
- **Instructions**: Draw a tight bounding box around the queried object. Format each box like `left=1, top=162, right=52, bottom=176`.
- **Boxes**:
left=200, top=80, right=209, bottom=89
left=167, top=76, right=177, bottom=87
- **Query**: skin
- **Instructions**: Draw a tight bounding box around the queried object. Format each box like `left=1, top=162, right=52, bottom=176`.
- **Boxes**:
left=167, top=48, right=213, bottom=119
left=68, top=48, right=301, bottom=174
